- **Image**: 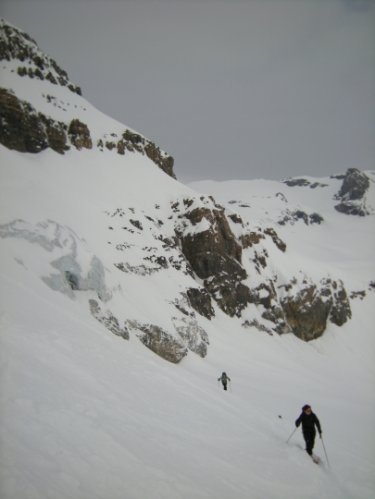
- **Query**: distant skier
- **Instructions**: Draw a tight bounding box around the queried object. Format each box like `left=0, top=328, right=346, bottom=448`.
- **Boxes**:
left=295, top=404, right=322, bottom=457
left=218, top=372, right=231, bottom=391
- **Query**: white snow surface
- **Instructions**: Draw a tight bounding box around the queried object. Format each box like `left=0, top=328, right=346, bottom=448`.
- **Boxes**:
left=1, top=38, right=375, bottom=498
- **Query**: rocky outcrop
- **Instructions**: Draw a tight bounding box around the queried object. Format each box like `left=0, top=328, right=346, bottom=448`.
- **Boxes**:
left=128, top=321, right=188, bottom=363
left=1, top=88, right=52, bottom=152
left=98, top=129, right=176, bottom=179
left=0, top=88, right=72, bottom=153
left=0, top=88, right=174, bottom=176
left=178, top=206, right=243, bottom=276
left=263, top=228, right=287, bottom=251
left=0, top=20, right=81, bottom=95
left=283, top=178, right=328, bottom=189
left=176, top=203, right=251, bottom=317
left=68, top=119, right=92, bottom=150
left=334, top=168, right=371, bottom=216
left=279, top=277, right=351, bottom=341
left=278, top=210, right=324, bottom=226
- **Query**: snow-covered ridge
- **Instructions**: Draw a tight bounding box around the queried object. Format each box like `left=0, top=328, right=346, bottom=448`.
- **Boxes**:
left=0, top=19, right=175, bottom=178
left=0, top=18, right=81, bottom=95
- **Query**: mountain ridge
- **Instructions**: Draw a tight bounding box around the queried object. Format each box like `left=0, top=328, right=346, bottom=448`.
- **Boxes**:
left=1, top=18, right=375, bottom=499
left=1, top=18, right=374, bottom=361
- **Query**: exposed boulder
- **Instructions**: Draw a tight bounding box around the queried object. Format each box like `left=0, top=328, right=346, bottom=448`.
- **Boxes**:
left=279, top=277, right=351, bottom=341
left=68, top=119, right=93, bottom=150
left=128, top=321, right=188, bottom=363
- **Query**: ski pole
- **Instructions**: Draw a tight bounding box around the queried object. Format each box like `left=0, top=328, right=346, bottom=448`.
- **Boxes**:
left=320, top=435, right=330, bottom=467
left=286, top=427, right=297, bottom=443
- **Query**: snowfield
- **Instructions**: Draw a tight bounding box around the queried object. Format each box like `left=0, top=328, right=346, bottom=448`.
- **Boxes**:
left=0, top=146, right=374, bottom=499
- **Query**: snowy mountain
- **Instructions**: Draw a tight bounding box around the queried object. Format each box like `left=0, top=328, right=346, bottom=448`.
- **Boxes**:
left=1, top=19, right=375, bottom=499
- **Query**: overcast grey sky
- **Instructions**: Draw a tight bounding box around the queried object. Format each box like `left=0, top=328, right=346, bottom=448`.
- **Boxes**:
left=1, top=0, right=374, bottom=182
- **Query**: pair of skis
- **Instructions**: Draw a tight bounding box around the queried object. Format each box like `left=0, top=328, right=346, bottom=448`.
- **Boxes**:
left=286, top=427, right=327, bottom=466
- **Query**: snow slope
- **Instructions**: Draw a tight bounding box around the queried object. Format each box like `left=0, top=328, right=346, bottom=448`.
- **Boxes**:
left=1, top=20, right=375, bottom=499
left=1, top=228, right=374, bottom=499
left=1, top=151, right=374, bottom=499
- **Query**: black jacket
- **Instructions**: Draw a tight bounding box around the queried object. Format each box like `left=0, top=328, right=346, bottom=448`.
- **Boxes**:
left=295, top=412, right=322, bottom=435
left=218, top=373, right=230, bottom=383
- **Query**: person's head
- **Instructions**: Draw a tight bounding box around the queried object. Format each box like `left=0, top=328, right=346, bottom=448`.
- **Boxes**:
left=302, top=404, right=312, bottom=414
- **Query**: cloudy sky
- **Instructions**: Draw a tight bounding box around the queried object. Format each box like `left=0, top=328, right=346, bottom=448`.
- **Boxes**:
left=1, top=0, right=374, bottom=182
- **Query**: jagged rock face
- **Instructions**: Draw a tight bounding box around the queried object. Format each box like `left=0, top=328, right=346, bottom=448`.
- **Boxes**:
left=177, top=204, right=251, bottom=317
left=334, top=168, right=371, bottom=216
left=0, top=20, right=81, bottom=95
left=179, top=206, right=243, bottom=278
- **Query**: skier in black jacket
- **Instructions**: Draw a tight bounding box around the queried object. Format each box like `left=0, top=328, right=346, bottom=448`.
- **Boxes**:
left=295, top=404, right=322, bottom=456
left=218, top=372, right=231, bottom=391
